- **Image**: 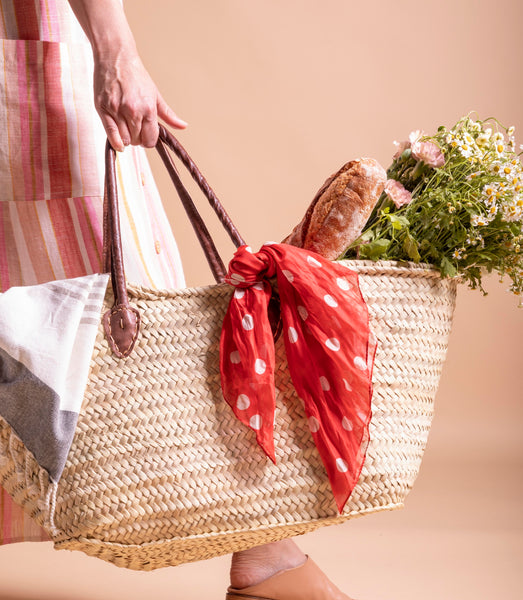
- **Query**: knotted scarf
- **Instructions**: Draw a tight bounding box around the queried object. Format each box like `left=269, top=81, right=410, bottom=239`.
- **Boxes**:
left=219, top=243, right=376, bottom=512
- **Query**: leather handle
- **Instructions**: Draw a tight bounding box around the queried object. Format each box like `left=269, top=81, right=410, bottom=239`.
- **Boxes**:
left=102, top=127, right=246, bottom=357
left=157, top=125, right=245, bottom=249
left=155, top=139, right=227, bottom=282
left=102, top=141, right=141, bottom=358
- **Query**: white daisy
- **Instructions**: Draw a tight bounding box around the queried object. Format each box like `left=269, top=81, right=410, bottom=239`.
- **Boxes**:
left=502, top=198, right=523, bottom=222
left=511, top=174, right=523, bottom=193
left=446, top=133, right=459, bottom=148
left=483, top=195, right=497, bottom=208
left=501, top=164, right=515, bottom=179
left=490, top=162, right=503, bottom=175
left=459, top=144, right=474, bottom=158
left=494, top=142, right=505, bottom=155
left=476, top=133, right=490, bottom=147
left=471, top=121, right=482, bottom=133
left=471, top=214, right=489, bottom=227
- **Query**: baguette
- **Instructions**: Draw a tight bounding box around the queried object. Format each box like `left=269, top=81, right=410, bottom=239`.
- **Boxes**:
left=283, top=158, right=386, bottom=259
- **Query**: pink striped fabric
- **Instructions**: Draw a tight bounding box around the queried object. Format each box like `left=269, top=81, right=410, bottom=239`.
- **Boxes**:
left=0, top=0, right=186, bottom=543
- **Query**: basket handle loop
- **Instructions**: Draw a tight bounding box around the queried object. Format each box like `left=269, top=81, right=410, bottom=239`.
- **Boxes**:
left=102, top=126, right=246, bottom=357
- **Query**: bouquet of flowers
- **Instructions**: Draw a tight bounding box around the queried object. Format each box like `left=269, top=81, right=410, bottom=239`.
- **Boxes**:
left=343, top=115, right=523, bottom=303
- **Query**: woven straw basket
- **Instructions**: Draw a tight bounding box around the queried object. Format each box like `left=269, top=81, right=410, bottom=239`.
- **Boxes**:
left=0, top=130, right=457, bottom=571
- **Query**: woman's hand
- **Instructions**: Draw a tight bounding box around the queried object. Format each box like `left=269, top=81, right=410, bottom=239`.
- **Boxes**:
left=67, top=0, right=187, bottom=151
left=94, top=50, right=187, bottom=151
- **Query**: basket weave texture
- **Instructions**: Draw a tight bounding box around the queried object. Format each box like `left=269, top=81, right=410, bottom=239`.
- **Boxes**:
left=0, top=260, right=457, bottom=570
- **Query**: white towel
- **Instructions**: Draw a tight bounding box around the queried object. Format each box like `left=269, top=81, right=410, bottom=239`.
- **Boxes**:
left=0, top=274, right=109, bottom=481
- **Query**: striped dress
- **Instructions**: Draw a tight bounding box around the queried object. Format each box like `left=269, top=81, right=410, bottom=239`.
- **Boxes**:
left=0, top=0, right=185, bottom=543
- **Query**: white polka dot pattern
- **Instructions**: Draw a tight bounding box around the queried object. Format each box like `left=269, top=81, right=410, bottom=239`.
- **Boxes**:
left=297, top=305, right=308, bottom=320
left=308, top=416, right=320, bottom=433
left=353, top=356, right=367, bottom=370
left=342, top=416, right=353, bottom=431
left=336, top=277, right=351, bottom=291
left=324, top=294, right=338, bottom=308
left=254, top=358, right=266, bottom=375
left=319, top=376, right=330, bottom=391
left=236, top=394, right=250, bottom=410
left=325, top=338, right=340, bottom=351
left=336, top=458, right=349, bottom=473
left=357, top=410, right=367, bottom=422
left=230, top=272, right=245, bottom=283
left=249, top=414, right=262, bottom=430
left=220, top=242, right=375, bottom=513
left=307, top=255, right=322, bottom=267
left=230, top=351, right=241, bottom=364
left=242, top=315, right=254, bottom=331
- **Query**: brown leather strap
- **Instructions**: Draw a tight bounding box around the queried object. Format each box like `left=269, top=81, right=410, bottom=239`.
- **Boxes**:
left=158, top=125, right=245, bottom=248
left=155, top=139, right=227, bottom=282
left=103, top=141, right=140, bottom=357
left=104, top=140, right=127, bottom=306
left=102, top=128, right=247, bottom=357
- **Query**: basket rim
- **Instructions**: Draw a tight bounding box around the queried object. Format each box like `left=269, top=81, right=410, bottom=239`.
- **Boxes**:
left=124, top=259, right=447, bottom=301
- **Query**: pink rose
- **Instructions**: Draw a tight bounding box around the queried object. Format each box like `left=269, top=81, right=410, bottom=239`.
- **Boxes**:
left=411, top=140, right=445, bottom=168
left=393, top=131, right=423, bottom=160
left=393, top=140, right=410, bottom=159
left=408, top=130, right=424, bottom=145
left=392, top=130, right=444, bottom=168
left=384, top=179, right=413, bottom=209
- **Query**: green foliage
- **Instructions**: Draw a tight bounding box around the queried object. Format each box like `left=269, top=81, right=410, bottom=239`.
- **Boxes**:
left=343, top=115, right=523, bottom=303
left=359, top=238, right=390, bottom=260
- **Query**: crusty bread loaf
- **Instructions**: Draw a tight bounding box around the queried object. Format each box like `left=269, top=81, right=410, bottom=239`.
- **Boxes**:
left=283, top=158, right=386, bottom=260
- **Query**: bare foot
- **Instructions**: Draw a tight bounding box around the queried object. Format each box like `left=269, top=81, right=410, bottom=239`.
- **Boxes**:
left=230, top=539, right=308, bottom=589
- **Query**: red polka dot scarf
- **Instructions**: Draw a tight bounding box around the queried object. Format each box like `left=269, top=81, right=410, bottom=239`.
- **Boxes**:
left=219, top=243, right=376, bottom=512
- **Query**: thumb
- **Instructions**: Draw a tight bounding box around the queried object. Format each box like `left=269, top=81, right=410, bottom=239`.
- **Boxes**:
left=157, top=93, right=188, bottom=129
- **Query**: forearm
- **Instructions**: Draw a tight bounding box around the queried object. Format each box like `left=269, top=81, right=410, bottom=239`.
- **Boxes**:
left=67, top=0, right=186, bottom=149
left=67, top=0, right=137, bottom=60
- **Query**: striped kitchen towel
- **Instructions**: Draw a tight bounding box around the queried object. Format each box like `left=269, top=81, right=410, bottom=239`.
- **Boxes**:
left=0, top=273, right=108, bottom=482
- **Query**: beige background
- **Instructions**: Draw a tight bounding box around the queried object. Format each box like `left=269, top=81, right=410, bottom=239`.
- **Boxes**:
left=1, top=0, right=522, bottom=598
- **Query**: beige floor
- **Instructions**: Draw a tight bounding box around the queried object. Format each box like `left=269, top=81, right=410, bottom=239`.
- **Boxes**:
left=0, top=458, right=521, bottom=600
left=0, top=280, right=521, bottom=599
